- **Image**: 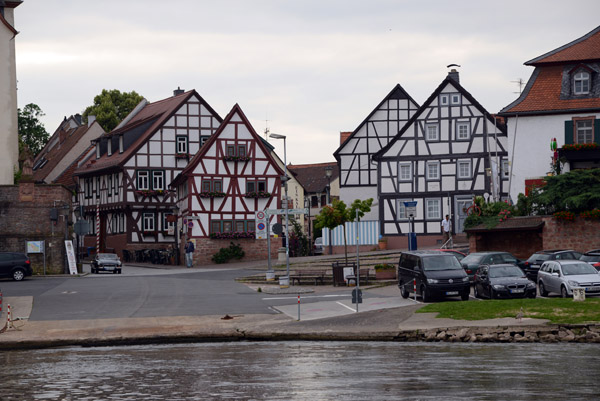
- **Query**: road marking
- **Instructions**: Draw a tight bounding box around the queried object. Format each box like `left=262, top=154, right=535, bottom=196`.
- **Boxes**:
left=336, top=301, right=356, bottom=312
left=262, top=294, right=349, bottom=301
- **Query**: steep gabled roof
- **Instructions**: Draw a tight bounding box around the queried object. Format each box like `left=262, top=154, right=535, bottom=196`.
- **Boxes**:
left=374, top=75, right=504, bottom=160
left=53, top=145, right=95, bottom=188
left=526, top=25, right=600, bottom=66
left=333, top=84, right=419, bottom=160
left=288, top=162, right=338, bottom=193
left=175, top=104, right=284, bottom=183
left=74, top=90, right=222, bottom=176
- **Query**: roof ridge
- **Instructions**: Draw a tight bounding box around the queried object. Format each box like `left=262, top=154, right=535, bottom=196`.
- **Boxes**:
left=526, top=25, right=600, bottom=65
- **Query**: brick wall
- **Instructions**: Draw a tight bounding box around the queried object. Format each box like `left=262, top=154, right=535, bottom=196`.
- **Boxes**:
left=542, top=216, right=600, bottom=252
left=0, top=184, right=72, bottom=274
left=192, top=237, right=282, bottom=265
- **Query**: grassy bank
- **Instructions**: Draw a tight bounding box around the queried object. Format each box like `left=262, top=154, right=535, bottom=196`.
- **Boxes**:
left=417, top=298, right=600, bottom=324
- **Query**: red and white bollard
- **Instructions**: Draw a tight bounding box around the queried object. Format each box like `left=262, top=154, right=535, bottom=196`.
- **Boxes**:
left=7, top=303, right=11, bottom=328
left=413, top=278, right=417, bottom=302
left=297, top=295, right=301, bottom=321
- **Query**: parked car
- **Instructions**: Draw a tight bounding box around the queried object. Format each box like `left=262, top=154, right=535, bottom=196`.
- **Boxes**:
left=91, top=253, right=122, bottom=274
left=473, top=264, right=536, bottom=299
left=397, top=250, right=470, bottom=302
left=433, top=249, right=467, bottom=262
left=313, top=237, right=323, bottom=255
left=537, top=260, right=600, bottom=298
left=580, top=249, right=600, bottom=271
left=460, top=251, right=520, bottom=281
left=519, top=249, right=582, bottom=281
left=0, top=252, right=32, bottom=281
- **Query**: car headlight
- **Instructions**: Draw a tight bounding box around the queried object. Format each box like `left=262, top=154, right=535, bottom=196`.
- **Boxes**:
left=427, top=278, right=439, bottom=284
left=462, top=276, right=470, bottom=282
left=492, top=285, right=504, bottom=290
left=526, top=282, right=536, bottom=288
left=568, top=280, right=579, bottom=287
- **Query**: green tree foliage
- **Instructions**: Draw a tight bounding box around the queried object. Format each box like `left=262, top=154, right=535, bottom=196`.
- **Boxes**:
left=533, top=168, right=600, bottom=214
left=288, top=217, right=310, bottom=257
left=18, top=103, right=49, bottom=157
left=314, top=198, right=373, bottom=262
left=82, top=89, right=144, bottom=132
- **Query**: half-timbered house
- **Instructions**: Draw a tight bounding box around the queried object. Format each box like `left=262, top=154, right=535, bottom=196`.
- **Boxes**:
left=172, top=104, right=284, bottom=264
left=334, top=84, right=419, bottom=220
left=373, top=70, right=508, bottom=247
left=74, top=89, right=222, bottom=259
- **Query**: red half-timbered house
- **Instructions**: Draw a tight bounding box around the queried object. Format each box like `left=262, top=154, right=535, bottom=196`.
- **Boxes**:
left=172, top=104, right=284, bottom=264
left=74, top=89, right=222, bottom=259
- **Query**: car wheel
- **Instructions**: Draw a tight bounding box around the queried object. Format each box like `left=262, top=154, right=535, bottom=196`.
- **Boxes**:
left=421, top=285, right=431, bottom=303
left=528, top=290, right=536, bottom=299
left=400, top=282, right=409, bottom=299
left=561, top=285, right=569, bottom=298
left=118, top=269, right=122, bottom=274
left=12, top=268, right=25, bottom=281
left=539, top=282, right=548, bottom=297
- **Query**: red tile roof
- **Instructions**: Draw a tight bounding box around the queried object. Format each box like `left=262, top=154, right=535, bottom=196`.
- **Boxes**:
left=288, top=162, right=338, bottom=193
left=501, top=66, right=600, bottom=114
left=53, top=145, right=95, bottom=188
left=526, top=26, right=600, bottom=65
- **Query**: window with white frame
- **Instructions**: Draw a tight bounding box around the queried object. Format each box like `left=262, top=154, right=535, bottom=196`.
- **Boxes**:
left=439, top=94, right=449, bottom=106
left=137, top=171, right=149, bottom=190
left=501, top=159, right=510, bottom=179
left=85, top=178, right=92, bottom=198
left=398, top=162, right=412, bottom=182
left=426, top=161, right=440, bottom=180
left=162, top=213, right=174, bottom=232
left=574, top=71, right=590, bottom=95
left=395, top=199, right=412, bottom=220
left=576, top=119, right=593, bottom=144
left=119, top=213, right=125, bottom=233
left=425, top=124, right=439, bottom=141
left=457, top=160, right=472, bottom=179
left=425, top=198, right=441, bottom=220
left=456, top=121, right=470, bottom=140
left=111, top=213, right=117, bottom=234
left=176, top=136, right=188, bottom=154
left=450, top=93, right=461, bottom=105
left=143, top=212, right=155, bottom=231
left=152, top=171, right=165, bottom=190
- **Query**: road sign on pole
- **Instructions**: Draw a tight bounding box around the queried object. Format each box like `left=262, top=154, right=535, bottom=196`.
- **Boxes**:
left=266, top=208, right=308, bottom=215
left=255, top=211, right=267, bottom=239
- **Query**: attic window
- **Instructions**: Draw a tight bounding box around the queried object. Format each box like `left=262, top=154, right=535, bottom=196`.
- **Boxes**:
left=119, top=136, right=124, bottom=153
left=574, top=71, right=590, bottom=95
left=96, top=142, right=101, bottom=159
left=107, top=139, right=112, bottom=156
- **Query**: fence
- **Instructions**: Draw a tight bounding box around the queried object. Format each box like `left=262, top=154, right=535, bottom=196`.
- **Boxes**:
left=322, top=220, right=380, bottom=246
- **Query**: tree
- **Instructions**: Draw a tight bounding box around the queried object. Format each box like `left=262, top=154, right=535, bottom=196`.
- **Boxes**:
left=82, top=89, right=144, bottom=132
left=18, top=103, right=49, bottom=157
left=314, top=198, right=373, bottom=263
left=535, top=168, right=600, bottom=214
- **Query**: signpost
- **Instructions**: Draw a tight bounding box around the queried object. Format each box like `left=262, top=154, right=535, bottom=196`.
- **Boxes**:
left=26, top=240, right=45, bottom=275
left=404, top=201, right=418, bottom=251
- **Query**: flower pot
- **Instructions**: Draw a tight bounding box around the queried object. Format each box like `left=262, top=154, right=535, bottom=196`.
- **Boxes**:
left=378, top=241, right=387, bottom=250
left=375, top=270, right=396, bottom=280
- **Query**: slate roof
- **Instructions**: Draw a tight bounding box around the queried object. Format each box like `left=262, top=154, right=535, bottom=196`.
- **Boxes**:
left=74, top=90, right=222, bottom=176
left=288, top=162, right=338, bottom=193
left=465, top=216, right=545, bottom=232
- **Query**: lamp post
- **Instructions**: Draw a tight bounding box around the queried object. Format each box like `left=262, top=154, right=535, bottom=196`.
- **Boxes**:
left=269, top=133, right=290, bottom=285
left=73, top=205, right=81, bottom=266
left=172, top=205, right=180, bottom=265
left=63, top=204, right=70, bottom=274
left=325, top=165, right=333, bottom=255
left=304, top=196, right=312, bottom=255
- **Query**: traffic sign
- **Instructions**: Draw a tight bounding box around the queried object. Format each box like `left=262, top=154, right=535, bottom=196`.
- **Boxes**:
left=266, top=208, right=308, bottom=215
left=404, top=201, right=417, bottom=217
left=255, top=210, right=268, bottom=239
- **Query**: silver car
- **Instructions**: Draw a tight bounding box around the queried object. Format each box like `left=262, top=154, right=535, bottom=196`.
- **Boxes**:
left=537, top=260, right=600, bottom=298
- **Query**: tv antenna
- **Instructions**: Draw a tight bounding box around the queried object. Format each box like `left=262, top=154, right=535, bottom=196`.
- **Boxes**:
left=511, top=78, right=526, bottom=94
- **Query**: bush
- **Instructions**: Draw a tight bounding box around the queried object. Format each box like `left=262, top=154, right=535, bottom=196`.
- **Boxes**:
left=211, top=242, right=245, bottom=264
left=374, top=263, right=395, bottom=271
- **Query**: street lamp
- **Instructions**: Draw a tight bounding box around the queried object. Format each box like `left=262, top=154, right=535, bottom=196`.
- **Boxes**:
left=304, top=196, right=312, bottom=255
left=325, top=165, right=333, bottom=255
left=269, top=133, right=290, bottom=285
left=63, top=204, right=70, bottom=274
left=172, top=205, right=180, bottom=265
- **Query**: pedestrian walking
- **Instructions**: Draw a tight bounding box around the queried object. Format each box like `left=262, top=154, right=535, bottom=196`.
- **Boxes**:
left=184, top=239, right=195, bottom=268
left=441, top=215, right=451, bottom=246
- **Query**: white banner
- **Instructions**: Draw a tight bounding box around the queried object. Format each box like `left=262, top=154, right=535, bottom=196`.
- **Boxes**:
left=64, top=240, right=78, bottom=275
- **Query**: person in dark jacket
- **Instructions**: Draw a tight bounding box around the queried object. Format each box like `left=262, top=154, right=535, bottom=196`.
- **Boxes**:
left=184, top=239, right=195, bottom=268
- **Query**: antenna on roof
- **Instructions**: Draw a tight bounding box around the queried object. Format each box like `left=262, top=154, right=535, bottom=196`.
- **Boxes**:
left=511, top=78, right=526, bottom=94
left=264, top=116, right=270, bottom=140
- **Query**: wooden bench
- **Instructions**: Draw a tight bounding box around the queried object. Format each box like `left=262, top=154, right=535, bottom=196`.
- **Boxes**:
left=345, top=268, right=370, bottom=286
left=290, top=269, right=328, bottom=285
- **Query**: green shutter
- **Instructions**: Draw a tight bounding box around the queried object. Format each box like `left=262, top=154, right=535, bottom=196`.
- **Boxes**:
left=564, top=120, right=574, bottom=145
left=595, top=119, right=600, bottom=144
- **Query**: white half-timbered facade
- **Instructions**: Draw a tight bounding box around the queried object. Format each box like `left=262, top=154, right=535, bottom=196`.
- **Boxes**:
left=374, top=71, right=509, bottom=238
left=173, top=104, right=284, bottom=264
left=74, top=89, right=222, bottom=256
left=334, top=85, right=419, bottom=220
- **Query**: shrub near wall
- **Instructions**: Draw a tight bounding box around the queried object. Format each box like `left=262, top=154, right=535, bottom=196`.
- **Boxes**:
left=193, top=237, right=282, bottom=265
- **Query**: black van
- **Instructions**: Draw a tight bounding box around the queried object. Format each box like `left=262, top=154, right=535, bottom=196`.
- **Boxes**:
left=398, top=250, right=470, bottom=302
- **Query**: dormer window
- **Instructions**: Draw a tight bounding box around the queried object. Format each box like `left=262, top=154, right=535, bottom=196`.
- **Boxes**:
left=119, top=135, right=124, bottom=153
left=574, top=71, right=590, bottom=95
left=96, top=142, right=101, bottom=159
left=107, top=139, right=112, bottom=156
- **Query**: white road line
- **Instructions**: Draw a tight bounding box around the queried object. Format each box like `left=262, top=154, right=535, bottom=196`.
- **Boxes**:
left=262, top=294, right=350, bottom=301
left=336, top=301, right=356, bottom=312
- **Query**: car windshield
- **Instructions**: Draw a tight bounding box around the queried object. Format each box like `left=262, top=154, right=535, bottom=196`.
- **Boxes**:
left=562, top=263, right=598, bottom=276
left=423, top=255, right=462, bottom=271
left=489, top=265, right=525, bottom=278
left=461, top=254, right=485, bottom=264
left=99, top=253, right=119, bottom=259
left=527, top=253, right=550, bottom=263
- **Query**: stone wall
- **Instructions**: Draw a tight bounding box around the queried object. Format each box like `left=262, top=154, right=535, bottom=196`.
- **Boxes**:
left=0, top=184, right=72, bottom=274
left=542, top=216, right=600, bottom=252
left=192, top=237, right=282, bottom=265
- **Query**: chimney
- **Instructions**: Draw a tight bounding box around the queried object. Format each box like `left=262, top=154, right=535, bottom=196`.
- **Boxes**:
left=74, top=113, right=82, bottom=125
left=88, top=115, right=96, bottom=127
left=173, top=86, right=184, bottom=96
left=340, top=131, right=352, bottom=145
left=448, top=68, right=460, bottom=83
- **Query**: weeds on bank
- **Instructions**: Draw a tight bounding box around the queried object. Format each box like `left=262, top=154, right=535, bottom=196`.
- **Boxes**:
left=417, top=298, right=600, bottom=324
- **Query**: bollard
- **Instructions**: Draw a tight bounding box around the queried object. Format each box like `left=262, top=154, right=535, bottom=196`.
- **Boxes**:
left=297, top=295, right=300, bottom=321
left=7, top=304, right=11, bottom=328
left=413, top=278, right=417, bottom=302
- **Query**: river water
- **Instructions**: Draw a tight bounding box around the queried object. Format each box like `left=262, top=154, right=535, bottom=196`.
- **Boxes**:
left=1, top=341, right=598, bottom=400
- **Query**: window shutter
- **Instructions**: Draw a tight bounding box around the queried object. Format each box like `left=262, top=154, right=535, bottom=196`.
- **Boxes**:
left=595, top=119, right=600, bottom=144
left=564, top=120, right=574, bottom=145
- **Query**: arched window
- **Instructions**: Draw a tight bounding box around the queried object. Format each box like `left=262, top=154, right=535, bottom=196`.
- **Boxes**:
left=574, top=71, right=590, bottom=94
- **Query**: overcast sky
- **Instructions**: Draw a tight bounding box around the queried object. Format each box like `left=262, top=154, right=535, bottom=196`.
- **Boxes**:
left=14, top=0, right=600, bottom=164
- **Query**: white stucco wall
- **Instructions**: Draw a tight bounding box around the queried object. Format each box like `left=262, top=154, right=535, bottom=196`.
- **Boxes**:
left=0, top=7, right=19, bottom=184
left=506, top=112, right=599, bottom=200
